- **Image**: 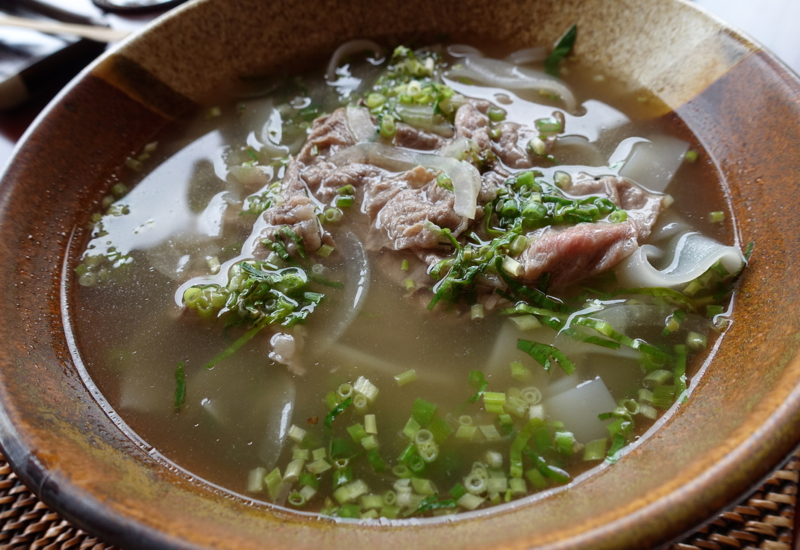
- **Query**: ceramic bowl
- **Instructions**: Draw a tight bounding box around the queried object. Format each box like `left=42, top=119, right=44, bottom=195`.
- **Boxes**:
left=1, top=0, right=800, bottom=548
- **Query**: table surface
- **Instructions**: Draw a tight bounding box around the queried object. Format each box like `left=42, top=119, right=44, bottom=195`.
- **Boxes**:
left=0, top=0, right=799, bottom=548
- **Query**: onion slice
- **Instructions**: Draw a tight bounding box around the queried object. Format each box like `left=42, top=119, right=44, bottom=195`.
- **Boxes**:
left=345, top=105, right=377, bottom=143
left=505, top=46, right=547, bottom=65
left=618, top=135, right=689, bottom=193
left=330, top=143, right=481, bottom=219
left=326, top=39, right=384, bottom=82
left=615, top=232, right=745, bottom=288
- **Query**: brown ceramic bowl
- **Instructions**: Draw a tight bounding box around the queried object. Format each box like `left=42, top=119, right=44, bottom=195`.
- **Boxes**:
left=1, top=0, right=800, bottom=548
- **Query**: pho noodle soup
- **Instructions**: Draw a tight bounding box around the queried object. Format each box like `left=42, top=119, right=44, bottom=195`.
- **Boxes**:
left=69, top=34, right=747, bottom=518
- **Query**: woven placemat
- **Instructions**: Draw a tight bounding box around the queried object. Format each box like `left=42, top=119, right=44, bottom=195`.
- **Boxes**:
left=0, top=450, right=795, bottom=550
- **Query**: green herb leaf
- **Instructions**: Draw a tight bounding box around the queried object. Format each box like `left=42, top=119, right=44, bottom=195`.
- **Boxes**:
left=174, top=362, right=186, bottom=411
left=544, top=24, right=577, bottom=78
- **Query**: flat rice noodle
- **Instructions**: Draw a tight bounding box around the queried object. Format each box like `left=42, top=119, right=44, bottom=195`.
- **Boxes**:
left=446, top=56, right=578, bottom=113
left=322, top=342, right=451, bottom=387
left=645, top=209, right=692, bottom=245
left=330, top=142, right=481, bottom=219
left=615, top=231, right=745, bottom=289
left=543, top=377, right=617, bottom=443
left=618, top=134, right=689, bottom=193
left=485, top=319, right=552, bottom=386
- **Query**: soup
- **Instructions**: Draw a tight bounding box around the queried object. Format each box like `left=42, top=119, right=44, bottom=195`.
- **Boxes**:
left=68, top=35, right=747, bottom=519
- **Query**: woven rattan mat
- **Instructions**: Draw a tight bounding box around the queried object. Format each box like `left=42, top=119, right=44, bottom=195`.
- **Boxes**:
left=0, top=449, right=795, bottom=550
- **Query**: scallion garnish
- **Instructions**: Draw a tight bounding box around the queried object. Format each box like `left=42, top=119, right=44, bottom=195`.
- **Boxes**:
left=174, top=362, right=186, bottom=411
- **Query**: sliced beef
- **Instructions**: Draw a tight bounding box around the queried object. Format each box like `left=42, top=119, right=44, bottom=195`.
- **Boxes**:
left=393, top=123, right=447, bottom=150
left=301, top=162, right=383, bottom=205
left=260, top=194, right=326, bottom=255
left=494, top=123, right=535, bottom=169
left=295, top=109, right=355, bottom=166
left=519, top=175, right=662, bottom=286
left=455, top=103, right=492, bottom=151
left=373, top=179, right=463, bottom=250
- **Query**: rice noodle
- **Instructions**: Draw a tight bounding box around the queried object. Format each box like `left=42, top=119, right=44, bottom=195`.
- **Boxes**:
left=618, top=135, right=689, bottom=193
left=505, top=46, right=547, bottom=65
left=326, top=39, right=385, bottom=82
left=615, top=232, right=745, bottom=288
left=330, top=143, right=481, bottom=219
left=345, top=105, right=376, bottom=143
left=446, top=56, right=578, bottom=113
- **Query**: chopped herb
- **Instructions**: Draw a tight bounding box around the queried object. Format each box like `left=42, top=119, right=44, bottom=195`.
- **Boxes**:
left=174, top=362, right=186, bottom=411
left=544, top=24, right=577, bottom=78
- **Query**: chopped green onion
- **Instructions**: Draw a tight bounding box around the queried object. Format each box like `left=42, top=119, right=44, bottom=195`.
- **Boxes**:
left=652, top=385, right=676, bottom=409
left=333, top=479, right=370, bottom=505
left=323, top=207, right=343, bottom=223
left=411, top=398, right=437, bottom=426
left=456, top=493, right=485, bottom=511
left=403, top=417, right=422, bottom=440
left=510, top=418, right=545, bottom=478
left=584, top=439, right=607, bottom=461
left=708, top=211, right=725, bottom=223
left=354, top=376, right=379, bottom=403
left=555, top=431, right=575, bottom=456
left=325, top=397, right=352, bottom=429
left=479, top=424, right=501, bottom=440
left=456, top=425, right=477, bottom=440
left=316, top=244, right=335, bottom=258
left=347, top=423, right=367, bottom=443
left=510, top=361, right=532, bottom=381
left=247, top=467, right=267, bottom=493
left=353, top=393, right=369, bottom=414
left=685, top=150, right=698, bottom=162
left=288, top=424, right=307, bottom=444
left=394, top=369, right=418, bottom=386
left=644, top=370, right=673, bottom=387
left=609, top=210, right=628, bottom=223
left=404, top=277, right=416, bottom=291
left=306, top=458, right=332, bottom=475
left=428, top=417, right=453, bottom=443
left=525, top=468, right=548, bottom=490
left=509, top=315, right=541, bottom=331
left=367, top=449, right=386, bottom=473
left=471, top=303, right=485, bottom=320
left=360, top=435, right=378, bottom=451
left=686, top=331, right=707, bottom=351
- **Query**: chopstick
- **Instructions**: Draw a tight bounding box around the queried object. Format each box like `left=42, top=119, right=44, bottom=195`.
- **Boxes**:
left=0, top=14, right=130, bottom=43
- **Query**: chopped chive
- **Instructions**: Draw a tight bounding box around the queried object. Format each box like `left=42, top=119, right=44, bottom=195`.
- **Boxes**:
left=429, top=417, right=453, bottom=443
left=367, top=449, right=387, bottom=472
left=316, top=244, right=335, bottom=258
left=456, top=425, right=477, bottom=440
left=508, top=315, right=541, bottom=331
left=411, top=398, right=438, bottom=427
left=347, top=423, right=367, bottom=443
left=394, top=369, right=418, bottom=386
left=510, top=361, right=532, bottom=381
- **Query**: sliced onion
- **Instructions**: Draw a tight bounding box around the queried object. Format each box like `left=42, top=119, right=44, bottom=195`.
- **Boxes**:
left=505, top=46, right=547, bottom=65
left=395, top=103, right=455, bottom=137
left=615, top=232, right=745, bottom=288
left=618, top=135, right=689, bottom=193
left=330, top=143, right=481, bottom=219
left=447, top=44, right=484, bottom=58
left=326, top=39, right=385, bottom=82
left=446, top=56, right=577, bottom=113
left=345, top=105, right=376, bottom=143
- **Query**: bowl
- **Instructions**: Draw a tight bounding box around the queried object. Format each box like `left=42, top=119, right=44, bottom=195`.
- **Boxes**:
left=2, top=0, right=800, bottom=548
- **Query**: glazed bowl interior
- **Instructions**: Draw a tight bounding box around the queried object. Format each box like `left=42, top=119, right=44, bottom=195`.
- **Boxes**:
left=2, top=0, right=800, bottom=548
